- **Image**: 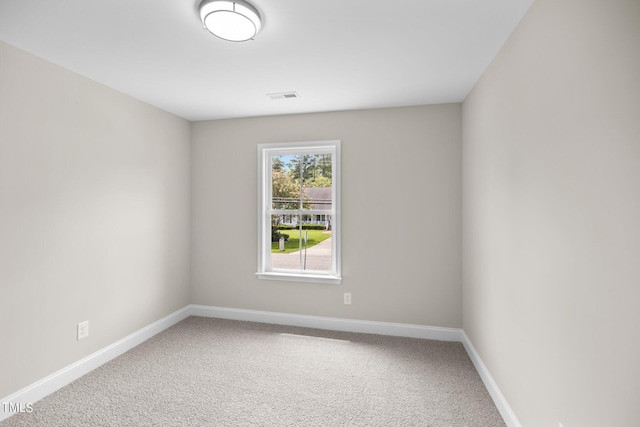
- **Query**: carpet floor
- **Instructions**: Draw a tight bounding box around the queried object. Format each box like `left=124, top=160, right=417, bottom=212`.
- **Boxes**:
left=2, top=317, right=505, bottom=426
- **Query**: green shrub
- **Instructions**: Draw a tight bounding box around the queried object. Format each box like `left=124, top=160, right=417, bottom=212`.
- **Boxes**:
left=277, top=225, right=295, bottom=230
left=301, top=224, right=326, bottom=230
left=271, top=229, right=290, bottom=242
left=277, top=224, right=326, bottom=231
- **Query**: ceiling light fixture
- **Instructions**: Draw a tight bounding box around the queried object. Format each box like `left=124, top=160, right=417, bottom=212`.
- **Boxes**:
left=199, top=0, right=262, bottom=42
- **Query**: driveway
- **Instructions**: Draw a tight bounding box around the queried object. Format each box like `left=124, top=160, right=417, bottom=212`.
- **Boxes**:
left=271, top=236, right=332, bottom=271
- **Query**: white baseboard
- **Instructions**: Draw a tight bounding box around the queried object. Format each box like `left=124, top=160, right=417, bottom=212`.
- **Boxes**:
left=2, top=304, right=518, bottom=427
left=0, top=306, right=191, bottom=422
left=189, top=304, right=463, bottom=342
left=461, top=331, right=522, bottom=427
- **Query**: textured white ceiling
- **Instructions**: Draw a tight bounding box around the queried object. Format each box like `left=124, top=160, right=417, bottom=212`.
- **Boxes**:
left=0, top=0, right=533, bottom=121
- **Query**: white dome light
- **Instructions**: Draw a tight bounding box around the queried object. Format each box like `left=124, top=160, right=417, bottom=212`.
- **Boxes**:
left=199, top=0, right=262, bottom=42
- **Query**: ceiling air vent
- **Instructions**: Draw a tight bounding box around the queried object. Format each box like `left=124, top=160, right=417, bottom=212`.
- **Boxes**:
left=268, top=91, right=300, bottom=100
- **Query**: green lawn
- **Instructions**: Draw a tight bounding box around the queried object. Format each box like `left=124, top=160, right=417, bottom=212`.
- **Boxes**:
left=271, top=229, right=331, bottom=254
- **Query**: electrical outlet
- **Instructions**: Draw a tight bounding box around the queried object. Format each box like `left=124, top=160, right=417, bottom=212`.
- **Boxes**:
left=77, top=321, right=89, bottom=340
left=559, top=423, right=564, bottom=427
left=344, top=293, right=352, bottom=305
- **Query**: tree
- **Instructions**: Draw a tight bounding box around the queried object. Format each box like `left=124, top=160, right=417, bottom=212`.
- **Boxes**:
left=316, top=154, right=332, bottom=180
left=288, top=154, right=332, bottom=184
left=272, top=170, right=301, bottom=210
left=305, top=175, right=332, bottom=188
left=272, top=156, right=285, bottom=172
left=287, top=155, right=316, bottom=182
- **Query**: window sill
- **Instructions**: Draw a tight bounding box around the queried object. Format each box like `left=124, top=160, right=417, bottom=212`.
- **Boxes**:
left=256, top=272, right=342, bottom=285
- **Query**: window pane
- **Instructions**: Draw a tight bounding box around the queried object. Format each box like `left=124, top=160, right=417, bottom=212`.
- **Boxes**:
left=270, top=214, right=332, bottom=273
left=301, top=154, right=332, bottom=211
left=271, top=155, right=302, bottom=210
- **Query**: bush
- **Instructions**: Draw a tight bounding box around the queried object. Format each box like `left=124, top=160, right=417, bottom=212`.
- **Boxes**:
left=271, top=229, right=289, bottom=242
left=277, top=225, right=295, bottom=230
left=301, top=224, right=327, bottom=230
left=277, top=224, right=326, bottom=231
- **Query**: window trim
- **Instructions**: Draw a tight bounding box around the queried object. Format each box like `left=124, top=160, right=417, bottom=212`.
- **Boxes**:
left=256, top=140, right=341, bottom=284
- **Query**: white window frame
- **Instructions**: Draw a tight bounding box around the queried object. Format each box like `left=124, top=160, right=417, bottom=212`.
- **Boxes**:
left=256, top=140, right=341, bottom=284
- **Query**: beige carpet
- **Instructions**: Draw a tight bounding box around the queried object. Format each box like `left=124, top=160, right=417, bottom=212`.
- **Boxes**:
left=2, top=317, right=505, bottom=426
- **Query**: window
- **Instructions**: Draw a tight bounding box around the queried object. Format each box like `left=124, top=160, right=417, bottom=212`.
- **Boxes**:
left=257, top=140, right=341, bottom=284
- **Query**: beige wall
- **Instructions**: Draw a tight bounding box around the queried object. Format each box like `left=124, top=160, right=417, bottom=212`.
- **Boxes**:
left=0, top=42, right=191, bottom=398
left=191, top=105, right=462, bottom=327
left=9, top=0, right=638, bottom=421
left=462, top=0, right=640, bottom=426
